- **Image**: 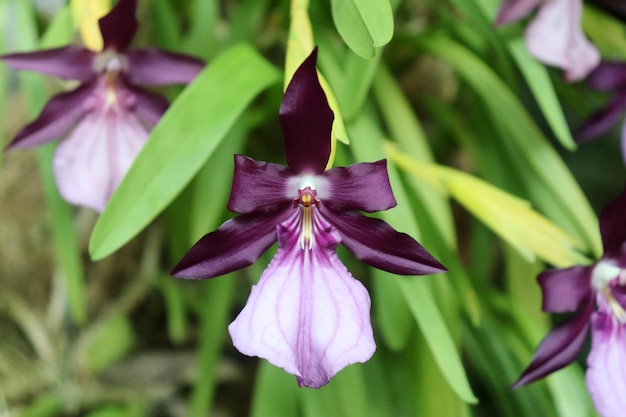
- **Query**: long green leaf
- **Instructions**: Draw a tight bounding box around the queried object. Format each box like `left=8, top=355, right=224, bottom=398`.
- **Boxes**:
left=330, top=0, right=394, bottom=58
left=420, top=35, right=602, bottom=258
left=508, top=39, right=576, bottom=151
left=89, top=44, right=280, bottom=260
left=348, top=113, right=477, bottom=404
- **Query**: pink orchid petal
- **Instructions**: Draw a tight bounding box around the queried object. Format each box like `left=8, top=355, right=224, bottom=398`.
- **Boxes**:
left=586, top=312, right=626, bottom=417
left=525, top=0, right=600, bottom=81
left=53, top=94, right=148, bottom=212
left=228, top=209, right=375, bottom=388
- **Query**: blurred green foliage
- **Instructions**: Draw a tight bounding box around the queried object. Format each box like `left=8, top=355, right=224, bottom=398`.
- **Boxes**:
left=1, top=0, right=623, bottom=416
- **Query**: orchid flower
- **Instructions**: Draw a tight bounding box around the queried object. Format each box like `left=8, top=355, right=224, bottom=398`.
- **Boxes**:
left=575, top=62, right=626, bottom=162
left=172, top=49, right=446, bottom=388
left=495, top=0, right=600, bottom=81
left=514, top=188, right=626, bottom=417
left=1, top=0, right=204, bottom=212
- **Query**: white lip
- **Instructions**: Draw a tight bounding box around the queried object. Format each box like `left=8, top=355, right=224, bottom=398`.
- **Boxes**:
left=591, top=261, right=622, bottom=291
left=286, top=174, right=329, bottom=199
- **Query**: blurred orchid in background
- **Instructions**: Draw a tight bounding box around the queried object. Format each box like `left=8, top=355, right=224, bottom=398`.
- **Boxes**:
left=1, top=0, right=204, bottom=212
left=172, top=49, right=446, bottom=388
left=514, top=188, right=626, bottom=417
left=576, top=62, right=626, bottom=161
left=495, top=0, right=600, bottom=81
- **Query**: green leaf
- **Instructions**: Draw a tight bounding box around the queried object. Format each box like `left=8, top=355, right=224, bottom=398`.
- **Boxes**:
left=347, top=112, right=477, bottom=404
left=81, top=314, right=135, bottom=373
left=331, top=0, right=394, bottom=58
left=420, top=35, right=602, bottom=259
left=250, top=362, right=300, bottom=417
left=188, top=278, right=236, bottom=417
left=16, top=393, right=63, bottom=417
left=373, top=269, right=412, bottom=351
left=89, top=44, right=280, bottom=260
left=338, top=49, right=382, bottom=119
left=508, top=39, right=576, bottom=151
left=583, top=4, right=626, bottom=60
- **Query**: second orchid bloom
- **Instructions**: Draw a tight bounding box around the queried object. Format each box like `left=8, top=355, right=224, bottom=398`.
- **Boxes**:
left=495, top=0, right=599, bottom=81
left=172, top=50, right=446, bottom=388
left=515, top=189, right=626, bottom=417
left=2, top=0, right=204, bottom=212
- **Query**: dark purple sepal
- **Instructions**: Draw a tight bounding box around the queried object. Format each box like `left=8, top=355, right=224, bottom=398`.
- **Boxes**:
left=279, top=48, right=333, bottom=175
left=5, top=81, right=97, bottom=150
left=321, top=160, right=397, bottom=212
left=0, top=46, right=95, bottom=81
left=227, top=155, right=294, bottom=214
left=575, top=92, right=626, bottom=144
left=99, top=0, right=138, bottom=52
left=171, top=208, right=293, bottom=279
left=124, top=83, right=170, bottom=126
left=125, top=49, right=205, bottom=86
left=538, top=266, right=593, bottom=313
left=321, top=207, right=446, bottom=275
left=513, top=298, right=594, bottom=388
left=494, top=0, right=539, bottom=26
left=598, top=187, right=626, bottom=259
left=587, top=61, right=626, bottom=91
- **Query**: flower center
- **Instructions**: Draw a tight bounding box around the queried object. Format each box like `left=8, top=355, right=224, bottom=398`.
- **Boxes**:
left=592, top=261, right=626, bottom=323
left=93, top=50, right=129, bottom=75
left=294, top=187, right=319, bottom=250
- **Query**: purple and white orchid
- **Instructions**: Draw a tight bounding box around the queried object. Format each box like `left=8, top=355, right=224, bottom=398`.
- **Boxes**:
left=576, top=62, right=626, bottom=162
left=172, top=49, right=446, bottom=388
left=514, top=188, right=626, bottom=417
left=495, top=0, right=600, bottom=81
left=2, top=0, right=204, bottom=212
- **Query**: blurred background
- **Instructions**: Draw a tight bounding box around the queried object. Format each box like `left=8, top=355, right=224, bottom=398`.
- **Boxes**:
left=1, top=0, right=625, bottom=416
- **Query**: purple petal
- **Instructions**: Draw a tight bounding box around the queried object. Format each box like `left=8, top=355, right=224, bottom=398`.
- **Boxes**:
left=513, top=298, right=594, bottom=388
left=227, top=155, right=294, bottom=214
left=99, top=0, right=138, bottom=52
left=123, top=82, right=169, bottom=126
left=319, top=160, right=397, bottom=212
left=598, top=186, right=626, bottom=260
left=321, top=207, right=446, bottom=275
left=228, top=210, right=375, bottom=388
left=1, top=46, right=95, bottom=81
left=587, top=61, right=626, bottom=91
left=171, top=208, right=293, bottom=279
left=125, top=48, right=204, bottom=86
left=525, top=0, right=600, bottom=82
left=538, top=266, right=593, bottom=313
left=279, top=48, right=333, bottom=175
left=586, top=312, right=626, bottom=417
left=53, top=95, right=149, bottom=212
left=6, top=81, right=97, bottom=150
left=494, top=0, right=540, bottom=26
left=575, top=93, right=626, bottom=145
